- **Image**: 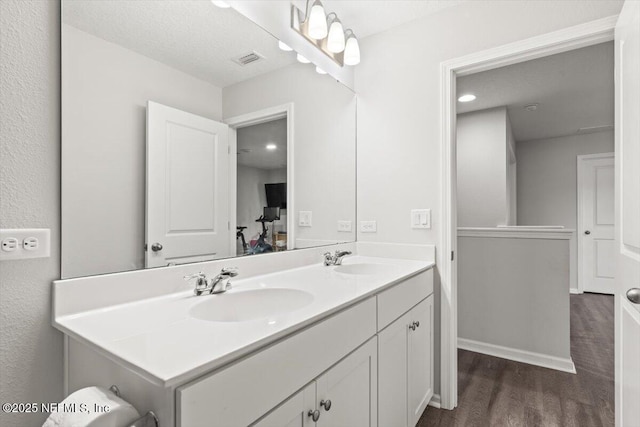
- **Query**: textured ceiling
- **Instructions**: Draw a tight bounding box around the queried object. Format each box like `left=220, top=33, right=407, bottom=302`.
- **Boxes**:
left=63, top=0, right=297, bottom=88
left=457, top=42, right=614, bottom=142
left=237, top=119, right=287, bottom=170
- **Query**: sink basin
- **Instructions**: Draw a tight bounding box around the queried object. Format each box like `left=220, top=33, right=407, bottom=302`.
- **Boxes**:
left=334, top=263, right=393, bottom=275
left=189, top=289, right=314, bottom=323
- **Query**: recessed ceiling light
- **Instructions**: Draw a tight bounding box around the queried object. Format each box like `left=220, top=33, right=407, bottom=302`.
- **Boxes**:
left=266, top=144, right=277, bottom=150
left=211, top=1, right=230, bottom=8
left=315, top=66, right=327, bottom=75
left=524, top=103, right=539, bottom=111
left=296, top=54, right=310, bottom=64
left=278, top=41, right=292, bottom=52
left=458, top=94, right=476, bottom=103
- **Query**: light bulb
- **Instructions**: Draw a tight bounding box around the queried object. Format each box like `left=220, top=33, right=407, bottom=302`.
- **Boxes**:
left=296, top=54, right=310, bottom=64
left=344, top=34, right=360, bottom=65
left=307, top=1, right=328, bottom=39
left=266, top=144, right=277, bottom=150
left=327, top=18, right=345, bottom=53
left=315, top=66, right=327, bottom=74
left=458, top=94, right=476, bottom=103
left=278, top=41, right=293, bottom=51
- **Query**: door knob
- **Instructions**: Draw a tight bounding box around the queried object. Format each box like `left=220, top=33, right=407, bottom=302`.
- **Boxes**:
left=584, top=230, right=591, bottom=235
left=308, top=409, right=320, bottom=422
left=627, top=288, right=640, bottom=304
left=320, top=399, right=332, bottom=411
left=151, top=243, right=163, bottom=252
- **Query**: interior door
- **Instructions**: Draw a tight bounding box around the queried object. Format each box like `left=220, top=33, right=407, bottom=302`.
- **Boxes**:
left=579, top=153, right=616, bottom=294
left=252, top=383, right=316, bottom=427
left=407, top=296, right=434, bottom=427
left=615, top=2, right=640, bottom=427
left=316, top=338, right=377, bottom=427
left=146, top=101, right=230, bottom=267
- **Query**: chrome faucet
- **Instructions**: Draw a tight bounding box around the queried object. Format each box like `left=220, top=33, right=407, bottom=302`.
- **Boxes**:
left=183, top=267, right=239, bottom=296
left=323, top=250, right=352, bottom=266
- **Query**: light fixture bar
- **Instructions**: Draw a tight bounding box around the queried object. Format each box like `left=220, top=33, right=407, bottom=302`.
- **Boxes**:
left=291, top=2, right=344, bottom=66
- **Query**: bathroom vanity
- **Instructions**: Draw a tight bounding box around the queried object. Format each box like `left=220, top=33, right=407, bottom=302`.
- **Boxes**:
left=53, top=250, right=434, bottom=427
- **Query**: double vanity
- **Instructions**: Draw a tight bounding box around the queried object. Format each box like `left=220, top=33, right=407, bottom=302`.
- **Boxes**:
left=53, top=245, right=435, bottom=427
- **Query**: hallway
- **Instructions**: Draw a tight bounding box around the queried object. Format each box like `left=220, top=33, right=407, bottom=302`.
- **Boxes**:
left=421, top=293, right=614, bottom=426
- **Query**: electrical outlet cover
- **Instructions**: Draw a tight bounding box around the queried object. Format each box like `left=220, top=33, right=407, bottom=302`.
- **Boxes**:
left=0, top=229, right=50, bottom=260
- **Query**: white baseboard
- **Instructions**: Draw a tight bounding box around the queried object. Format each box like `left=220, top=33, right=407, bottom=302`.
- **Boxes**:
left=458, top=338, right=576, bottom=374
left=428, top=393, right=441, bottom=409
left=570, top=288, right=582, bottom=294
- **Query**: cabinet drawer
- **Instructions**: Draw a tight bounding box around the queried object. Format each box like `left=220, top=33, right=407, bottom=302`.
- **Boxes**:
left=177, top=297, right=377, bottom=427
left=377, top=269, right=433, bottom=331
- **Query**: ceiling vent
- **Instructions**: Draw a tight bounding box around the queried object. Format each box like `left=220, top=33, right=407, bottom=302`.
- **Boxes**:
left=232, top=51, right=264, bottom=66
left=577, top=125, right=613, bottom=135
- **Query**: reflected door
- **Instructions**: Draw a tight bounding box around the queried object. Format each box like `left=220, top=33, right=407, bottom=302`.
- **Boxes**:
left=146, top=101, right=230, bottom=268
left=579, top=153, right=615, bottom=294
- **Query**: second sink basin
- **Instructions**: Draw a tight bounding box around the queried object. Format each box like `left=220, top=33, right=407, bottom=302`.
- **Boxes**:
left=334, top=263, right=394, bottom=275
left=189, top=288, right=314, bottom=323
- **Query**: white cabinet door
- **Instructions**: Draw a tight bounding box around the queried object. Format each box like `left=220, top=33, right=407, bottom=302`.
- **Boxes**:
left=316, top=338, right=377, bottom=427
left=146, top=101, right=230, bottom=267
left=253, top=384, right=316, bottom=427
left=407, top=296, right=434, bottom=427
left=378, top=310, right=410, bottom=427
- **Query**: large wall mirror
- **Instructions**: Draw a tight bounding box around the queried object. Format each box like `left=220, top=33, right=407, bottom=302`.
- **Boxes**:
left=61, top=0, right=356, bottom=279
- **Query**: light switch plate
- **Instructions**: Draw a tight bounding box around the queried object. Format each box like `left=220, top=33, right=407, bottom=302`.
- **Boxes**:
left=360, top=221, right=377, bottom=233
left=337, top=220, right=352, bottom=232
left=0, top=229, right=51, bottom=260
left=299, top=211, right=312, bottom=227
left=411, top=209, right=431, bottom=229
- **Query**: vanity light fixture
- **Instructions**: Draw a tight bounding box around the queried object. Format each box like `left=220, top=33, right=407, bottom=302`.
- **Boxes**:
left=278, top=41, right=293, bottom=52
left=458, top=94, right=476, bottom=103
left=296, top=54, right=311, bottom=64
left=343, top=30, right=360, bottom=66
left=211, top=1, right=230, bottom=8
left=291, top=0, right=360, bottom=67
left=315, top=66, right=327, bottom=75
left=326, top=14, right=345, bottom=53
left=266, top=144, right=277, bottom=150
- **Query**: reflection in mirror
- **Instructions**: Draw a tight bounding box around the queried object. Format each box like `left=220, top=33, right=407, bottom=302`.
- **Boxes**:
left=61, top=0, right=356, bottom=278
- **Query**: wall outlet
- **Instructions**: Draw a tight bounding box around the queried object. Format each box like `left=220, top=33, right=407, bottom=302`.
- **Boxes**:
left=411, top=209, right=431, bottom=229
left=0, top=229, right=50, bottom=260
left=360, top=221, right=377, bottom=233
left=299, top=211, right=312, bottom=227
left=337, top=220, right=352, bottom=232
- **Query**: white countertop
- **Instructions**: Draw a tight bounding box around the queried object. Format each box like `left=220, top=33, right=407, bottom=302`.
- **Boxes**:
left=54, top=256, right=433, bottom=387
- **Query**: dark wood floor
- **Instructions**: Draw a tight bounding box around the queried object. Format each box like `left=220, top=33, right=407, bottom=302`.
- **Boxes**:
left=420, top=293, right=614, bottom=427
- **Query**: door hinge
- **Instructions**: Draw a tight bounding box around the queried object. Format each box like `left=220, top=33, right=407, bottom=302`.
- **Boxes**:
left=451, top=251, right=455, bottom=261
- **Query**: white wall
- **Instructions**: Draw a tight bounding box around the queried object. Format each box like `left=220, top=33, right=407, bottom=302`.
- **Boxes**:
left=517, top=130, right=614, bottom=291
left=458, top=234, right=571, bottom=362
left=356, top=0, right=623, bottom=397
left=223, top=62, right=357, bottom=247
left=457, top=107, right=511, bottom=227
left=62, top=25, right=223, bottom=278
left=0, top=2, right=63, bottom=426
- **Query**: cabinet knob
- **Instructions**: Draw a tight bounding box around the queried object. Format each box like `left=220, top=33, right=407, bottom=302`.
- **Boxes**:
left=308, top=409, right=320, bottom=422
left=409, top=323, right=416, bottom=331
left=415, top=321, right=420, bottom=328
left=320, top=399, right=332, bottom=411
left=584, top=230, right=591, bottom=235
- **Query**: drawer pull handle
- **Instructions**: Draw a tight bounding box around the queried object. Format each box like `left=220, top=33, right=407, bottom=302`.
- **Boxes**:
left=308, top=409, right=320, bottom=422
left=320, top=399, right=332, bottom=411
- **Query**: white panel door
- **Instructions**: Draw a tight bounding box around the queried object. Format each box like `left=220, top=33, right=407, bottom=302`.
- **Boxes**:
left=615, top=2, right=640, bottom=427
left=316, top=338, right=377, bottom=427
left=253, top=383, right=316, bottom=427
left=146, top=101, right=230, bottom=268
left=407, top=296, right=434, bottom=427
left=579, top=154, right=615, bottom=294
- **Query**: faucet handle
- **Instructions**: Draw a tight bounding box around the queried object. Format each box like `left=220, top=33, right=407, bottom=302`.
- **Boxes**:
left=220, top=267, right=239, bottom=277
left=183, top=271, right=207, bottom=281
